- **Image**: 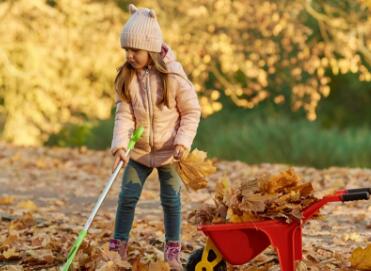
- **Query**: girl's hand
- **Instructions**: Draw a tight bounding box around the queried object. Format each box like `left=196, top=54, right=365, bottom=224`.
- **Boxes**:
left=112, top=148, right=129, bottom=173
left=173, top=144, right=188, bottom=161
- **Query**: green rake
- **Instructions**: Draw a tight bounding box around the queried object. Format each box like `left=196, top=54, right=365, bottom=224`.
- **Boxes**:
left=61, top=127, right=144, bottom=271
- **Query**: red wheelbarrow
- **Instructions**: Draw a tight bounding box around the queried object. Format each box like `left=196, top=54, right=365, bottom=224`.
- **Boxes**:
left=186, top=188, right=370, bottom=271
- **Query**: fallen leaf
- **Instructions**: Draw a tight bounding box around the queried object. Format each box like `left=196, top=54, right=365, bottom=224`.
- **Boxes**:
left=2, top=247, right=20, bottom=260
left=0, top=265, right=24, bottom=271
left=9, top=212, right=35, bottom=230
left=0, top=195, right=15, bottom=205
left=350, top=244, right=371, bottom=270
left=16, top=200, right=38, bottom=211
left=1, top=234, right=18, bottom=248
left=25, top=249, right=55, bottom=264
left=148, top=260, right=171, bottom=271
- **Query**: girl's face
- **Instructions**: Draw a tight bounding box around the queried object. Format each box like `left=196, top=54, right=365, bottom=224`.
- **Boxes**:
left=124, top=47, right=151, bottom=70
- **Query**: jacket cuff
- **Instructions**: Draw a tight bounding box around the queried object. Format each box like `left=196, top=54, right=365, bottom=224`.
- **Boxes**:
left=174, top=143, right=189, bottom=150
left=111, top=146, right=127, bottom=156
left=174, top=134, right=193, bottom=150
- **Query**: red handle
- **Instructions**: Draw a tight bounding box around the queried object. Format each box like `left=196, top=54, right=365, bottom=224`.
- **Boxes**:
left=302, top=188, right=370, bottom=222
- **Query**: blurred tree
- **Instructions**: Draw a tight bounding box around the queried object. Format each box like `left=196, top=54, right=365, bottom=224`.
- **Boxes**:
left=0, top=0, right=370, bottom=145
left=0, top=0, right=126, bottom=145
left=152, top=0, right=370, bottom=119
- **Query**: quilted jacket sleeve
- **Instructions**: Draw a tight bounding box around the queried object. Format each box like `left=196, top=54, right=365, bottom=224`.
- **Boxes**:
left=173, top=63, right=201, bottom=149
left=110, top=92, right=135, bottom=156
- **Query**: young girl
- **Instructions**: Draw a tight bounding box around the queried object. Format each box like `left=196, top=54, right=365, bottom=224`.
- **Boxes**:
left=109, top=4, right=201, bottom=270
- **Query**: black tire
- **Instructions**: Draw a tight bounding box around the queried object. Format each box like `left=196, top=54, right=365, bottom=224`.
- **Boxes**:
left=186, top=247, right=227, bottom=271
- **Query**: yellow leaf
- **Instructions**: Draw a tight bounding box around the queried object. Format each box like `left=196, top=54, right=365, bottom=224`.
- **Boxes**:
left=226, top=208, right=257, bottom=223
left=227, top=208, right=242, bottom=223
left=215, top=177, right=230, bottom=201
left=3, top=247, right=20, bottom=259
left=350, top=244, right=371, bottom=270
left=0, top=195, right=15, bottom=205
left=259, top=168, right=299, bottom=194
left=17, top=200, right=38, bottom=211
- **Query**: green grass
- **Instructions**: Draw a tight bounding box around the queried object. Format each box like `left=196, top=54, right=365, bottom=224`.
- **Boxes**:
left=193, top=110, right=371, bottom=168
left=45, top=109, right=371, bottom=169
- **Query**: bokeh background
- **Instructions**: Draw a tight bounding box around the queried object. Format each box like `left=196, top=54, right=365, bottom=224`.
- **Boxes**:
left=1, top=0, right=370, bottom=168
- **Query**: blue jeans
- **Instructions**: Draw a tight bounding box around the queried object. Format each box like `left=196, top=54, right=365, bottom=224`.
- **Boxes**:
left=113, top=159, right=182, bottom=242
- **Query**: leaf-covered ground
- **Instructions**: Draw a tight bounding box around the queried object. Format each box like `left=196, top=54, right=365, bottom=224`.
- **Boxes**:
left=0, top=143, right=370, bottom=270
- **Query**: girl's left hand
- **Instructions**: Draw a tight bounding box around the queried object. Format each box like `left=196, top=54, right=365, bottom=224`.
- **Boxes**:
left=173, top=144, right=188, bottom=160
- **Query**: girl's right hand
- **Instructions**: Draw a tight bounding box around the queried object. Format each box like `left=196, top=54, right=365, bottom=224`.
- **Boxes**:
left=112, top=148, right=129, bottom=173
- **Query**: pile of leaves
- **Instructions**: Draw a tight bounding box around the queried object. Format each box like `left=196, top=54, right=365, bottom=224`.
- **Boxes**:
left=189, top=168, right=318, bottom=225
left=175, top=148, right=216, bottom=191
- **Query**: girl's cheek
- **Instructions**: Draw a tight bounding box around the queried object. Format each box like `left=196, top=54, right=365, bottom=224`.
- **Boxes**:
left=138, top=58, right=145, bottom=65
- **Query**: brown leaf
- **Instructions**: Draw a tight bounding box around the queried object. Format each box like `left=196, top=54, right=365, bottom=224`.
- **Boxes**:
left=25, top=249, right=55, bottom=264
left=148, top=260, right=171, bottom=271
left=9, top=212, right=35, bottom=230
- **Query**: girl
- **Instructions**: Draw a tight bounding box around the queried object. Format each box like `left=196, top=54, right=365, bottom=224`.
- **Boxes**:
left=109, top=4, right=201, bottom=270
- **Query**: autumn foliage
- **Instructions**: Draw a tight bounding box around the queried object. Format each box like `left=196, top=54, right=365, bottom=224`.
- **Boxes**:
left=0, top=0, right=370, bottom=145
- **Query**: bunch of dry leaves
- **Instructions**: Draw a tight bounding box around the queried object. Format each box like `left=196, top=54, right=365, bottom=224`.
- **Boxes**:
left=189, top=168, right=319, bottom=225
left=175, top=148, right=216, bottom=191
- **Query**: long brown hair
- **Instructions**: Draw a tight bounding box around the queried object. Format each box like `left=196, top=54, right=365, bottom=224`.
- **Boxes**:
left=114, top=50, right=188, bottom=108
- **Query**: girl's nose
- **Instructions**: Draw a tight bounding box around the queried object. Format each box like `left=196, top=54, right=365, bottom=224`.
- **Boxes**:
left=126, top=51, right=133, bottom=60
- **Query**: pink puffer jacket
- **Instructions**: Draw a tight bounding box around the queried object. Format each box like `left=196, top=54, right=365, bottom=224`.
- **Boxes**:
left=111, top=43, right=201, bottom=168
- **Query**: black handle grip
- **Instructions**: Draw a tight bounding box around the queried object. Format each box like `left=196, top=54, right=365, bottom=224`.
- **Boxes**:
left=345, top=188, right=371, bottom=194
left=341, top=192, right=369, bottom=201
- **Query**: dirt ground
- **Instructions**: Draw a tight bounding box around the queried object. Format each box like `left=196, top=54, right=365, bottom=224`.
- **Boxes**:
left=0, top=143, right=370, bottom=270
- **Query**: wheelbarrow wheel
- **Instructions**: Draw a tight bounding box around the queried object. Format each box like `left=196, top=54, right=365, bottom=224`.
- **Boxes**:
left=186, top=247, right=227, bottom=271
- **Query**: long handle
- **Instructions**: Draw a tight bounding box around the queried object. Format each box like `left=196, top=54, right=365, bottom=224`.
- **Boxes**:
left=61, top=153, right=128, bottom=271
left=82, top=150, right=129, bottom=231
left=335, top=188, right=370, bottom=201
left=341, top=191, right=369, bottom=201
left=61, top=127, right=144, bottom=271
left=344, top=188, right=371, bottom=194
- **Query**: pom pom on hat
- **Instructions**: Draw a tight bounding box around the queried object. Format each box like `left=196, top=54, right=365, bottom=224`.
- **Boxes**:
left=148, top=9, right=156, bottom=18
left=120, top=3, right=163, bottom=52
left=128, top=3, right=137, bottom=14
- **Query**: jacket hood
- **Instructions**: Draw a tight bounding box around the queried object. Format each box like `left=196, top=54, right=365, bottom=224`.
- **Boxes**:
left=162, top=42, right=177, bottom=65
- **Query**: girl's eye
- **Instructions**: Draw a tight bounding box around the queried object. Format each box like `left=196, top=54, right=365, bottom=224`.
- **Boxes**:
left=124, top=48, right=139, bottom=54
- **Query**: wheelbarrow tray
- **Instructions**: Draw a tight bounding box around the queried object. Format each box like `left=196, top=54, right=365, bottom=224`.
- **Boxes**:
left=197, top=188, right=370, bottom=268
left=199, top=219, right=301, bottom=265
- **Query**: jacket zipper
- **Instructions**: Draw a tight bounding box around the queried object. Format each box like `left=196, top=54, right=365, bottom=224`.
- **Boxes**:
left=145, top=68, right=154, bottom=167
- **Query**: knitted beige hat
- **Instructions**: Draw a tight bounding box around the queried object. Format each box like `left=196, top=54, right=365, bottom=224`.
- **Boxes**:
left=120, top=4, right=163, bottom=53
